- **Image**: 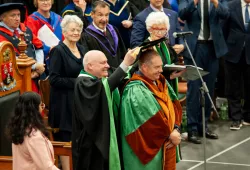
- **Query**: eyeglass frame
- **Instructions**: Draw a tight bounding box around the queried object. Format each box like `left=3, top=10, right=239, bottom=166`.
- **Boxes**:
left=151, top=29, right=168, bottom=35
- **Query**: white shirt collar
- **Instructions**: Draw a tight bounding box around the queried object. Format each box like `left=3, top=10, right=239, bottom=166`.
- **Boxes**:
left=92, top=22, right=106, bottom=33
left=242, top=0, right=249, bottom=8
left=0, top=21, right=21, bottom=33
left=150, top=4, right=164, bottom=12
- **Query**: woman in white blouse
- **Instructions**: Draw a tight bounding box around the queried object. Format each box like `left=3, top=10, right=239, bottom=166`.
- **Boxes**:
left=6, top=91, right=59, bottom=170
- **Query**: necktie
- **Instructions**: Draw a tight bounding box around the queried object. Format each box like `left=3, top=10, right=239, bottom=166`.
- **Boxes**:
left=103, top=30, right=106, bottom=36
left=13, top=29, right=20, bottom=38
left=245, top=4, right=250, bottom=30
left=203, top=0, right=210, bottom=40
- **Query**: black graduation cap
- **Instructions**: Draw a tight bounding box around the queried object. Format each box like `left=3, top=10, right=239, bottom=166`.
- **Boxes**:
left=129, top=37, right=169, bottom=75
left=132, top=37, right=168, bottom=59
left=0, top=3, right=25, bottom=16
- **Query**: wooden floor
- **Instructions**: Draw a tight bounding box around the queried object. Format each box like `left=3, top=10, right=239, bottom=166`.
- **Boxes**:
left=177, top=120, right=250, bottom=170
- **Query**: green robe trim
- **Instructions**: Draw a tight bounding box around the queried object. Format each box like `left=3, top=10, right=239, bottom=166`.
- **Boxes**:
left=155, top=42, right=179, bottom=97
left=102, top=78, right=121, bottom=170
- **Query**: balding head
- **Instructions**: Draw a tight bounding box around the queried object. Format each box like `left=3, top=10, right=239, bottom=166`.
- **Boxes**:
left=83, top=50, right=110, bottom=78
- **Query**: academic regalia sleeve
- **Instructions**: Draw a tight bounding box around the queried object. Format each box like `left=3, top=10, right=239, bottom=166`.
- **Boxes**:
left=126, top=2, right=140, bottom=18
left=20, top=23, right=43, bottom=49
left=74, top=77, right=110, bottom=160
left=49, top=46, right=76, bottom=89
left=63, top=5, right=89, bottom=29
left=31, top=32, right=43, bottom=49
left=108, top=67, right=127, bottom=90
left=25, top=16, right=39, bottom=36
left=120, top=80, right=171, bottom=164
left=42, top=42, right=51, bottom=57
left=74, top=6, right=90, bottom=29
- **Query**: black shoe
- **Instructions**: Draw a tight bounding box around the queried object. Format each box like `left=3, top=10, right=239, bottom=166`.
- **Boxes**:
left=205, top=129, right=219, bottom=139
left=188, top=131, right=202, bottom=144
left=230, top=121, right=242, bottom=130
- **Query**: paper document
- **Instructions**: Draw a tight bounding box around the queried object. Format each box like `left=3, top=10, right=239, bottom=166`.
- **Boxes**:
left=37, top=24, right=60, bottom=47
left=164, top=64, right=209, bottom=81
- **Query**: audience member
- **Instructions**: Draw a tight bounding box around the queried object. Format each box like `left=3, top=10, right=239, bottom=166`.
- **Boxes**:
left=130, top=0, right=183, bottom=50
left=72, top=49, right=136, bottom=170
left=49, top=15, right=87, bottom=170
left=179, top=0, right=229, bottom=144
left=145, top=11, right=185, bottom=94
left=105, top=0, right=139, bottom=48
left=25, top=0, right=63, bottom=70
left=0, top=3, right=45, bottom=92
left=120, top=49, right=182, bottom=170
left=223, top=0, right=250, bottom=130
left=61, top=0, right=93, bottom=28
left=6, top=91, right=59, bottom=170
left=0, top=0, right=32, bottom=21
left=80, top=0, right=126, bottom=72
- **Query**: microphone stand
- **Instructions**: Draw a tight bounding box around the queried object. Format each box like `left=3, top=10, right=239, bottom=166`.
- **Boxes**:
left=182, top=36, right=219, bottom=170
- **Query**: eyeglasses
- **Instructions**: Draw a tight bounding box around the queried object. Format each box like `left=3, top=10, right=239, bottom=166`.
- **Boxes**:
left=39, top=0, right=51, bottom=3
left=40, top=103, right=45, bottom=110
left=152, top=29, right=168, bottom=35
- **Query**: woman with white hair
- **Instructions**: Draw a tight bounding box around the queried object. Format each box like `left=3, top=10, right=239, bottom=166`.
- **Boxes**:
left=145, top=11, right=185, bottom=94
left=49, top=15, right=87, bottom=170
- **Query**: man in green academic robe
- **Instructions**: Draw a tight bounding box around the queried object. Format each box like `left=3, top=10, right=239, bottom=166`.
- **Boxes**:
left=120, top=49, right=182, bottom=170
left=72, top=49, right=136, bottom=170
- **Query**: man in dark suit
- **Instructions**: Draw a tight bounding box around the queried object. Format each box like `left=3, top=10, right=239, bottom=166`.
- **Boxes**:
left=223, top=0, right=250, bottom=130
left=130, top=0, right=184, bottom=55
left=179, top=0, right=229, bottom=144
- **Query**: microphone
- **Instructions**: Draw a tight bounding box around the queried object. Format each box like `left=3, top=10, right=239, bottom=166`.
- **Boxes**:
left=173, top=31, right=193, bottom=38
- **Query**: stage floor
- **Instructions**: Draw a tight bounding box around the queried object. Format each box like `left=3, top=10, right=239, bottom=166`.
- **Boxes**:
left=177, top=120, right=250, bottom=170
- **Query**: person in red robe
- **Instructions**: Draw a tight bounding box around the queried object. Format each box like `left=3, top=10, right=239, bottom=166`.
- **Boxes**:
left=0, top=3, right=45, bottom=92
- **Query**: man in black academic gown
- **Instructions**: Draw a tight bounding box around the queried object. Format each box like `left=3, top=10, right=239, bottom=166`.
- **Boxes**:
left=71, top=49, right=136, bottom=170
left=79, top=0, right=127, bottom=72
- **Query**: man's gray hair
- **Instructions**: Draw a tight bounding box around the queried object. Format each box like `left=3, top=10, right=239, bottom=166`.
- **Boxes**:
left=145, top=12, right=170, bottom=32
left=92, top=0, right=110, bottom=12
left=61, top=15, right=83, bottom=33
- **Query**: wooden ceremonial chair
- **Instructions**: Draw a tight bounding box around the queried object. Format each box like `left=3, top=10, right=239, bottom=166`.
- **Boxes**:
left=39, top=76, right=50, bottom=117
left=0, top=40, right=35, bottom=156
left=52, top=141, right=73, bottom=170
left=0, top=142, right=73, bottom=170
left=38, top=77, right=59, bottom=141
left=38, top=78, right=73, bottom=169
left=0, top=156, right=12, bottom=170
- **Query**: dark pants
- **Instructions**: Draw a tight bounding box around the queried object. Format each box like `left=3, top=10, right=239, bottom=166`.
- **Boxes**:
left=185, top=42, right=219, bottom=133
left=225, top=49, right=250, bottom=122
